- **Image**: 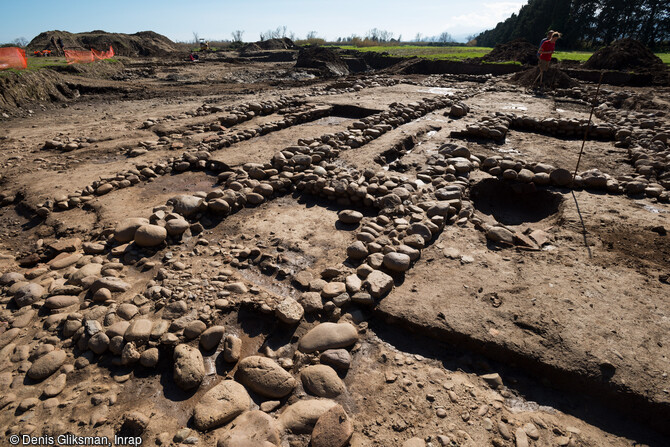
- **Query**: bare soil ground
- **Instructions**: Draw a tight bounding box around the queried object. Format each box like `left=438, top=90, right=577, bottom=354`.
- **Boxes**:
left=0, top=55, right=669, bottom=447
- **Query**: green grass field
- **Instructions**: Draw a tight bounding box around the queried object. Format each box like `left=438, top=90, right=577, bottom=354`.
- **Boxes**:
left=656, top=53, right=670, bottom=64
left=333, top=45, right=491, bottom=61
left=25, top=57, right=68, bottom=70
left=331, top=44, right=670, bottom=65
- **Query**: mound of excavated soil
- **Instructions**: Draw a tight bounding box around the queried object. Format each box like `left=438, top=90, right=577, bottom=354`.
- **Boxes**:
left=295, top=46, right=349, bottom=77
left=483, top=38, right=539, bottom=65
left=584, top=38, right=665, bottom=71
left=27, top=30, right=178, bottom=57
left=0, top=70, right=77, bottom=111
left=258, top=38, right=297, bottom=50
left=239, top=38, right=296, bottom=54
left=510, top=66, right=578, bottom=88
left=239, top=42, right=263, bottom=54
left=0, top=61, right=124, bottom=113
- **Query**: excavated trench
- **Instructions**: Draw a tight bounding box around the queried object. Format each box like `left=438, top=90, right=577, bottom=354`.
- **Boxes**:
left=330, top=104, right=380, bottom=119
left=471, top=178, right=563, bottom=225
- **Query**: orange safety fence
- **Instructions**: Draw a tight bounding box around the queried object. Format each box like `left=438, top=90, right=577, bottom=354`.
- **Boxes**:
left=92, top=45, right=114, bottom=60
left=65, top=46, right=114, bottom=64
left=64, top=48, right=94, bottom=64
left=0, top=47, right=27, bottom=70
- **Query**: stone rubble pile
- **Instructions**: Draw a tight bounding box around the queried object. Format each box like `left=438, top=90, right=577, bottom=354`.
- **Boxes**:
left=316, top=75, right=401, bottom=95
left=452, top=112, right=617, bottom=141
left=42, top=136, right=96, bottom=152
left=140, top=97, right=297, bottom=130
left=478, top=153, right=669, bottom=201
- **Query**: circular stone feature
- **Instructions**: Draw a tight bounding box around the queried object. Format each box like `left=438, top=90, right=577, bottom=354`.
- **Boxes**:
left=471, top=178, right=562, bottom=226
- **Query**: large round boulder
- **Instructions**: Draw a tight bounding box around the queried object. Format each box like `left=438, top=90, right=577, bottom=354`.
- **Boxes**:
left=134, top=224, right=167, bottom=247
left=193, top=380, right=251, bottom=431
left=338, top=210, right=363, bottom=224
left=166, top=218, right=190, bottom=236
left=44, top=295, right=79, bottom=310
left=200, top=325, right=225, bottom=351
left=298, top=323, right=358, bottom=353
left=311, top=404, right=353, bottom=447
left=27, top=350, right=67, bottom=381
left=171, top=195, right=206, bottom=217
left=236, top=356, right=296, bottom=398
left=300, top=365, right=345, bottom=398
left=278, top=399, right=338, bottom=434
left=173, top=344, right=205, bottom=391
left=114, top=218, right=150, bottom=243
left=68, top=263, right=103, bottom=285
left=1, top=272, right=25, bottom=285
left=382, top=252, right=411, bottom=272
left=14, top=283, right=45, bottom=308
left=217, top=410, right=280, bottom=447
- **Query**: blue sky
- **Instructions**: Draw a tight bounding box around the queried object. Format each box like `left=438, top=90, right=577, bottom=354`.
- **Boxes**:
left=1, top=0, right=525, bottom=44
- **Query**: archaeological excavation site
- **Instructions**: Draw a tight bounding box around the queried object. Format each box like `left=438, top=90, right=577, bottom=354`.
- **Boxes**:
left=0, top=31, right=669, bottom=447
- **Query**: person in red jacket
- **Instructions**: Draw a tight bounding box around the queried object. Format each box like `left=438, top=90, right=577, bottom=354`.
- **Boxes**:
left=533, top=32, right=561, bottom=89
left=537, top=30, right=555, bottom=58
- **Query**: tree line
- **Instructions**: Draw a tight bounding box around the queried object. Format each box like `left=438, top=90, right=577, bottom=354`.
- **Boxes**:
left=476, top=0, right=669, bottom=50
left=234, top=26, right=457, bottom=45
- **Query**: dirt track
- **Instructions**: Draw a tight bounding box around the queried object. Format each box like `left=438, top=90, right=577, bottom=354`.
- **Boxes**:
left=0, top=55, right=669, bottom=447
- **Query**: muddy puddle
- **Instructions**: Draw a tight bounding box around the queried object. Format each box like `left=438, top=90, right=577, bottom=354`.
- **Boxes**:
left=418, top=87, right=458, bottom=96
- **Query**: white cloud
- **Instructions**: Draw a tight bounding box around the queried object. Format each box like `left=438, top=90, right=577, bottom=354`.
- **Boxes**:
left=442, top=1, right=525, bottom=34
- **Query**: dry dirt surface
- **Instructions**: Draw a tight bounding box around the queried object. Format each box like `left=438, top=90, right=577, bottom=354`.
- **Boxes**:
left=0, top=54, right=669, bottom=447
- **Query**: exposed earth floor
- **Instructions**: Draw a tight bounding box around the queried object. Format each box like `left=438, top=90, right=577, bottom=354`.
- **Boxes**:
left=0, top=57, right=669, bottom=447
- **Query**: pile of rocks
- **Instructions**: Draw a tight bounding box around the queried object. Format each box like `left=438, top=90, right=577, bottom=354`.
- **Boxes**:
left=627, top=144, right=670, bottom=192
left=452, top=112, right=617, bottom=142
left=443, top=73, right=494, bottom=84
left=26, top=99, right=487, bottom=333
left=555, top=86, right=661, bottom=112
left=317, top=75, right=401, bottom=95
left=596, top=103, right=668, bottom=148
left=451, top=114, right=511, bottom=142
left=140, top=98, right=298, bottom=130
left=214, top=99, right=302, bottom=129
left=30, top=93, right=465, bottom=216
left=1, top=252, right=360, bottom=445
left=509, top=114, right=616, bottom=139
left=6, top=70, right=669, bottom=447
left=478, top=154, right=669, bottom=201
left=0, top=132, right=481, bottom=443
left=42, top=136, right=96, bottom=152
left=419, top=143, right=479, bottom=184
left=477, top=222, right=551, bottom=249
